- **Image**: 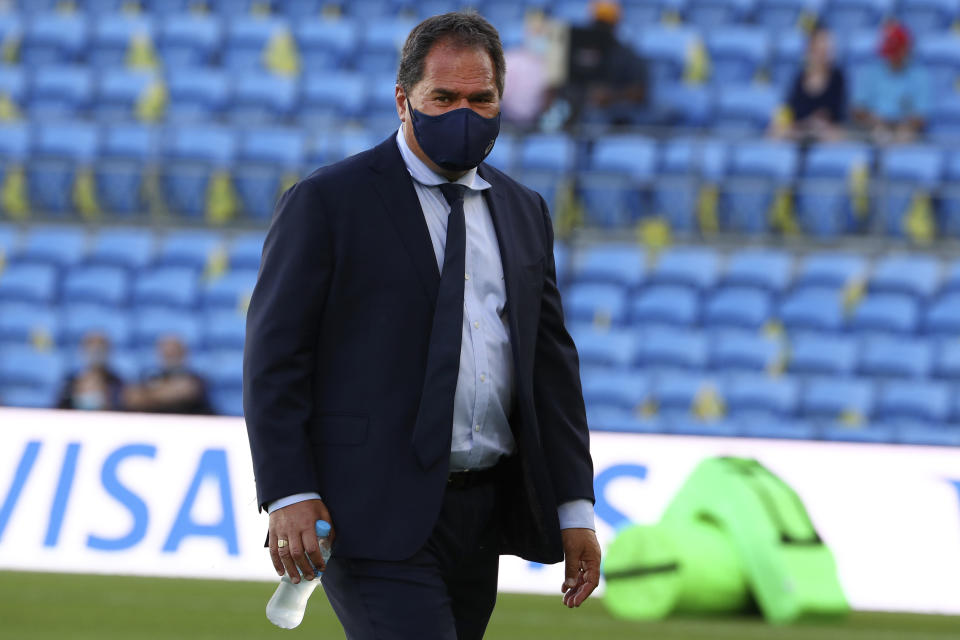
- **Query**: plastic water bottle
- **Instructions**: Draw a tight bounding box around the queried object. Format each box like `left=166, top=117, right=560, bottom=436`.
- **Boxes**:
left=265, top=520, right=332, bottom=629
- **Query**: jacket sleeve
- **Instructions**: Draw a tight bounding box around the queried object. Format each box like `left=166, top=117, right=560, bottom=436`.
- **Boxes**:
left=531, top=196, right=595, bottom=508
left=243, top=177, right=333, bottom=510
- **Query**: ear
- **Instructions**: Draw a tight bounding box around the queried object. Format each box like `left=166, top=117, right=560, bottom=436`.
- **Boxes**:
left=395, top=85, right=407, bottom=122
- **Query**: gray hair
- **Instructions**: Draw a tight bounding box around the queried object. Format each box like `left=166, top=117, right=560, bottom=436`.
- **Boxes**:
left=397, top=11, right=506, bottom=97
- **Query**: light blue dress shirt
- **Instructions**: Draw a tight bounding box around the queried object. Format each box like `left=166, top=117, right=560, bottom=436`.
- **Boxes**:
left=269, top=128, right=594, bottom=531
left=853, top=62, right=931, bottom=122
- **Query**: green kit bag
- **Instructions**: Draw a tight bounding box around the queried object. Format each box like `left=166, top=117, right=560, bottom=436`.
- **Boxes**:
left=603, top=520, right=749, bottom=620
left=661, top=457, right=849, bottom=624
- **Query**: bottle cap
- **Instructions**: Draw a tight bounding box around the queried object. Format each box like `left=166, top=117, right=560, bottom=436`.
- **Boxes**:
left=315, top=520, right=331, bottom=538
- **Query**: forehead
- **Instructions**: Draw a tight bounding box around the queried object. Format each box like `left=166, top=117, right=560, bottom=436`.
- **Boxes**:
left=417, top=40, right=496, bottom=91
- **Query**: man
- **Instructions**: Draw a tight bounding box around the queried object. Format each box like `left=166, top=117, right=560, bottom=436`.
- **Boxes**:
left=124, top=335, right=212, bottom=414
left=244, top=12, right=600, bottom=639
left=852, top=21, right=930, bottom=143
left=56, top=332, right=124, bottom=411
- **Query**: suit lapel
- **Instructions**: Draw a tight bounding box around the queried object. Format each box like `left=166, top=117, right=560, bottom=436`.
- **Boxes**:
left=370, top=135, right=440, bottom=302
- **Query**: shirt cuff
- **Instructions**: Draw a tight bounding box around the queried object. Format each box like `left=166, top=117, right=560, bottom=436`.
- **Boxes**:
left=266, top=492, right=322, bottom=514
left=557, top=499, right=595, bottom=531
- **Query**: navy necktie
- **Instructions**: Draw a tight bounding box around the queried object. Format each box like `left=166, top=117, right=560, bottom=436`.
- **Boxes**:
left=411, top=182, right=468, bottom=470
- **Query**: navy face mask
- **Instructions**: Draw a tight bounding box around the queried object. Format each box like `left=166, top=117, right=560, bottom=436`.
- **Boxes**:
left=408, top=99, right=501, bottom=172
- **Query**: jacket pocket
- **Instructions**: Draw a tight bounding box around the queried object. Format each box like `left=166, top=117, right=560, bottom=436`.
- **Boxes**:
left=314, top=413, right=369, bottom=445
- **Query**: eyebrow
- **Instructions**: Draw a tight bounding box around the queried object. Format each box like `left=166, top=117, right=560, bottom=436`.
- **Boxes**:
left=431, top=88, right=497, bottom=100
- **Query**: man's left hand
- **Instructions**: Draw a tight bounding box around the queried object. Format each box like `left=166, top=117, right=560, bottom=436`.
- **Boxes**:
left=560, top=528, right=601, bottom=608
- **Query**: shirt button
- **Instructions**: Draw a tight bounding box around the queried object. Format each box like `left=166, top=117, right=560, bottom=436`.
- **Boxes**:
left=474, top=321, right=480, bottom=329
left=464, top=273, right=470, bottom=281
left=480, top=374, right=486, bottom=382
left=474, top=424, right=481, bottom=432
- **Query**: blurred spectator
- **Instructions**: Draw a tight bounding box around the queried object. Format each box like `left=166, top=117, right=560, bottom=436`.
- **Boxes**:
left=852, top=21, right=930, bottom=143
left=123, top=336, right=212, bottom=415
left=771, top=24, right=847, bottom=142
left=551, top=1, right=649, bottom=129
left=502, top=12, right=565, bottom=129
left=56, top=332, right=124, bottom=411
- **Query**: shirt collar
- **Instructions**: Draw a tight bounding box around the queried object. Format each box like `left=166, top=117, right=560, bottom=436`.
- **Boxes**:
left=395, top=126, right=491, bottom=192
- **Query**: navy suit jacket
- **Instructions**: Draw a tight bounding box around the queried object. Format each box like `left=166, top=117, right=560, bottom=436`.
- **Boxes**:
left=243, top=135, right=593, bottom=564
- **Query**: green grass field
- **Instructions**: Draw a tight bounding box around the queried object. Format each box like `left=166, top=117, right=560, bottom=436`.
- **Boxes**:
left=0, top=571, right=957, bottom=640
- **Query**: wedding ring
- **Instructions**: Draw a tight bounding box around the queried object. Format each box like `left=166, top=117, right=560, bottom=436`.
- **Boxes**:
left=277, top=539, right=288, bottom=549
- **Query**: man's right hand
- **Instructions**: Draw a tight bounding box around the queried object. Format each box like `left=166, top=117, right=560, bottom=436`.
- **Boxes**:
left=268, top=498, right=335, bottom=584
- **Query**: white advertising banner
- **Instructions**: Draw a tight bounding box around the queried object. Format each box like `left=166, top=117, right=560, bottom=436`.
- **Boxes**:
left=1, top=408, right=959, bottom=614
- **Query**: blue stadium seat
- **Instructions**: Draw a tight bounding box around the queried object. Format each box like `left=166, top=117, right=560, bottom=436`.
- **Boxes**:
left=132, top=267, right=200, bottom=309
left=162, top=125, right=237, bottom=218
left=28, top=121, right=100, bottom=215
left=899, top=0, right=959, bottom=33
left=933, top=338, right=960, bottom=378
left=572, top=245, right=646, bottom=289
left=722, top=140, right=799, bottom=233
left=62, top=265, right=131, bottom=307
left=564, top=283, right=629, bottom=326
left=0, top=224, right=19, bottom=257
left=740, top=417, right=819, bottom=440
left=234, top=127, right=305, bottom=218
left=915, top=34, right=960, bottom=100
left=638, top=326, right=709, bottom=370
left=943, top=150, right=960, bottom=235
left=878, top=146, right=944, bottom=238
left=0, top=346, right=65, bottom=404
left=580, top=370, right=651, bottom=413
left=86, top=227, right=156, bottom=270
left=295, top=17, right=360, bottom=70
left=630, top=285, right=700, bottom=327
left=788, top=332, right=858, bottom=375
left=204, top=310, right=247, bottom=350
left=876, top=379, right=951, bottom=423
left=652, top=137, right=727, bottom=233
left=684, top=0, right=758, bottom=26
left=0, top=14, right=22, bottom=55
left=820, top=421, right=896, bottom=443
left=638, top=27, right=700, bottom=85
left=29, top=65, right=94, bottom=119
left=651, top=82, right=714, bottom=129
left=654, top=371, right=723, bottom=418
left=848, top=292, right=919, bottom=334
left=869, top=254, right=940, bottom=300
left=230, top=72, right=298, bottom=124
left=228, top=232, right=265, bottom=270
left=579, top=135, right=656, bottom=227
left=796, top=143, right=872, bottom=237
left=61, top=304, right=133, bottom=348
left=0, top=124, right=29, bottom=218
left=223, top=15, right=290, bottom=71
left=132, top=307, right=202, bottom=349
left=0, top=66, right=26, bottom=115
left=895, top=423, right=960, bottom=446
left=841, top=29, right=881, bottom=79
left=96, top=124, right=158, bottom=216
left=703, top=287, right=773, bottom=330
left=724, top=373, right=800, bottom=418
left=709, top=330, right=783, bottom=372
left=358, top=17, right=416, bottom=74
left=156, top=229, right=225, bottom=271
left=202, top=269, right=258, bottom=310
left=721, top=248, right=792, bottom=292
left=794, top=251, right=868, bottom=289
left=300, top=70, right=367, bottom=125
left=90, top=14, right=156, bottom=68
left=516, top=134, right=576, bottom=210
left=0, top=302, right=59, bottom=347
left=858, top=335, right=933, bottom=378
left=801, top=376, right=875, bottom=421
left=16, top=226, right=88, bottom=268
left=586, top=406, right=664, bottom=434
left=929, top=94, right=960, bottom=143
left=713, top=85, right=780, bottom=136
left=706, top=27, right=770, bottom=85
left=166, top=68, right=231, bottom=122
left=22, top=12, right=88, bottom=66
left=649, top=246, right=720, bottom=291
left=769, top=29, right=806, bottom=89
left=569, top=327, right=639, bottom=369
left=159, top=13, right=223, bottom=67
left=822, top=0, right=894, bottom=30
left=94, top=69, right=157, bottom=122
left=779, top=289, right=844, bottom=335
left=203, top=348, right=243, bottom=393
left=756, top=0, right=824, bottom=31
left=0, top=264, right=58, bottom=305
left=924, top=292, right=960, bottom=335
